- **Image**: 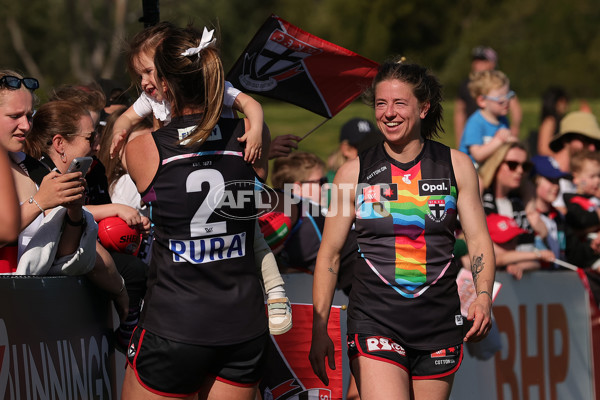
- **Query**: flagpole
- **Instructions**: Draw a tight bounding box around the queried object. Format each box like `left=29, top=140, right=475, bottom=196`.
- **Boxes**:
left=298, top=119, right=330, bottom=142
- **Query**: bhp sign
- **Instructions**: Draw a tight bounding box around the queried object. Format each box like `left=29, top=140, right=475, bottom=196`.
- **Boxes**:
left=494, top=304, right=569, bottom=400
left=451, top=271, right=597, bottom=400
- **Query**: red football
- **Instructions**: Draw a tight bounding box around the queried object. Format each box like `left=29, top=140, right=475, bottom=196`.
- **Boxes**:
left=258, top=211, right=292, bottom=251
left=98, top=216, right=142, bottom=256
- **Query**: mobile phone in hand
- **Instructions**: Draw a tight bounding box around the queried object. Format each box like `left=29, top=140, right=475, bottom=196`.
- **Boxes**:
left=66, top=156, right=93, bottom=178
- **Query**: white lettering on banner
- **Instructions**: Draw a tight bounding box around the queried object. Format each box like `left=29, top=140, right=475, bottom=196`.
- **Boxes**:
left=0, top=319, right=112, bottom=400
left=170, top=233, right=246, bottom=263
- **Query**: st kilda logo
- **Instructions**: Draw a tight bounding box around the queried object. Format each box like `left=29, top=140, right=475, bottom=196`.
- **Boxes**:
left=419, top=179, right=451, bottom=222
left=238, top=29, right=322, bottom=92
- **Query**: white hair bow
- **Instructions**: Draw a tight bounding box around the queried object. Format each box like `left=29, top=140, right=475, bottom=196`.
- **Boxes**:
left=181, top=27, right=216, bottom=57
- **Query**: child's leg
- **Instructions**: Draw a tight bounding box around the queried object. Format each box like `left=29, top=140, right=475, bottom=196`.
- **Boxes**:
left=254, top=222, right=292, bottom=335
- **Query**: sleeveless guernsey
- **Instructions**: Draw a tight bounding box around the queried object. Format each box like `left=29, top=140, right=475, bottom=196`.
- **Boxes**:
left=348, top=140, right=463, bottom=350
left=139, top=115, right=267, bottom=345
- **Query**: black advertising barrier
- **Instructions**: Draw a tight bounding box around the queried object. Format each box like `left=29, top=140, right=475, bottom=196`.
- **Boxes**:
left=0, top=276, right=117, bottom=399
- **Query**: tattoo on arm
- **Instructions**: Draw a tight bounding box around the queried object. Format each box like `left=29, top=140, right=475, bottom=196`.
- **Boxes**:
left=471, top=253, right=484, bottom=288
left=328, top=267, right=337, bottom=275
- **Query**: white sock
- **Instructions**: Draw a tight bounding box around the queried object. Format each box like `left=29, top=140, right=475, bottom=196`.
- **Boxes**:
left=267, top=285, right=286, bottom=301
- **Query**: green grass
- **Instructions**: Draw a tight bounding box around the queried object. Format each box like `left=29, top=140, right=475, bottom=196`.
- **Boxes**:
left=262, top=98, right=600, bottom=162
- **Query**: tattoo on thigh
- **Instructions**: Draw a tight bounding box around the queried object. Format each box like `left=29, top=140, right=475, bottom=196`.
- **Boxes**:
left=328, top=267, right=337, bottom=275
left=471, top=254, right=484, bottom=287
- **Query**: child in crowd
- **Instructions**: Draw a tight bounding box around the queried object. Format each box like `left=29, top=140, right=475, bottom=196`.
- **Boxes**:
left=548, top=111, right=600, bottom=214
left=530, top=155, right=569, bottom=262
left=563, top=150, right=600, bottom=270
left=268, top=151, right=358, bottom=295
left=325, top=117, right=383, bottom=183
left=113, top=22, right=291, bottom=335
left=110, top=22, right=264, bottom=164
left=486, top=213, right=555, bottom=280
left=458, top=70, right=518, bottom=166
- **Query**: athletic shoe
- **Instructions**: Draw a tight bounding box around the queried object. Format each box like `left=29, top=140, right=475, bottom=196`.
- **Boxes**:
left=267, top=297, right=292, bottom=335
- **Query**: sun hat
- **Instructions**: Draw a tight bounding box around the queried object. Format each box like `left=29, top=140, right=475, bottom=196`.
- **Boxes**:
left=486, top=213, right=527, bottom=244
left=549, top=111, right=600, bottom=152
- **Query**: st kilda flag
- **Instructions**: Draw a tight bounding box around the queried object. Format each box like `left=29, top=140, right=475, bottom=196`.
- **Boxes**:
left=260, top=304, right=343, bottom=400
left=227, top=15, right=379, bottom=118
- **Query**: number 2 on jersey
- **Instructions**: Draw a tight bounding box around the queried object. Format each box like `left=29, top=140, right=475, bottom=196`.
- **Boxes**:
left=187, top=169, right=227, bottom=237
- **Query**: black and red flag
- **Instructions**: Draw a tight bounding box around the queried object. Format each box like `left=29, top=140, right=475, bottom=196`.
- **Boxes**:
left=227, top=15, right=379, bottom=118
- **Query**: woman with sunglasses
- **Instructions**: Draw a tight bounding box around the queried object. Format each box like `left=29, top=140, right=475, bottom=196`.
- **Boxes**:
left=0, top=70, right=92, bottom=276
left=478, top=142, right=550, bottom=278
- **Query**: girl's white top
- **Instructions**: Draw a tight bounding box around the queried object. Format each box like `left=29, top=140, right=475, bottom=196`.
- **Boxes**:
left=132, top=81, right=242, bottom=124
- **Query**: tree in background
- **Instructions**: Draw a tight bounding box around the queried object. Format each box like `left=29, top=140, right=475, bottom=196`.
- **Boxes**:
left=1, top=0, right=600, bottom=100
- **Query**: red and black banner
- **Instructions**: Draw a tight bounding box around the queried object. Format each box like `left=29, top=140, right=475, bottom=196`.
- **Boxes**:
left=227, top=15, right=379, bottom=118
left=260, top=304, right=343, bottom=400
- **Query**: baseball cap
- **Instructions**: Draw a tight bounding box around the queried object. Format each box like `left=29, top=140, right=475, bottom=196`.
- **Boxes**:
left=530, top=155, right=570, bottom=179
left=471, top=46, right=498, bottom=64
left=486, top=213, right=527, bottom=244
left=549, top=111, right=600, bottom=152
left=339, top=118, right=383, bottom=153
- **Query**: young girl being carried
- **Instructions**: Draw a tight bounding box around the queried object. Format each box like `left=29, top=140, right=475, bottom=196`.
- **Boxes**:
left=110, top=22, right=263, bottom=163
left=112, top=22, right=290, bottom=335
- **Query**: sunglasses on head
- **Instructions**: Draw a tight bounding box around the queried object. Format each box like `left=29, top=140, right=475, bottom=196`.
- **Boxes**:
left=0, top=75, right=40, bottom=91
left=504, top=160, right=532, bottom=172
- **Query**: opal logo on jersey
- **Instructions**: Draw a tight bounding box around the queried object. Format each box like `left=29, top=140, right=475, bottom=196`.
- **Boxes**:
left=170, top=232, right=246, bottom=264
left=418, top=179, right=451, bottom=196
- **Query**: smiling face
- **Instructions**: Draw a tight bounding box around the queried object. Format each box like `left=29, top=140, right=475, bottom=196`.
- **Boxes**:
left=0, top=89, right=34, bottom=153
left=573, top=159, right=600, bottom=196
left=57, top=114, right=95, bottom=173
left=374, top=79, right=429, bottom=147
left=535, top=176, right=560, bottom=204
left=134, top=50, right=165, bottom=102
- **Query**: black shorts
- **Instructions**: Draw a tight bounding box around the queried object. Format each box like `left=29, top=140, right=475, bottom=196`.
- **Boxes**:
left=347, top=333, right=462, bottom=379
left=127, top=327, right=269, bottom=397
